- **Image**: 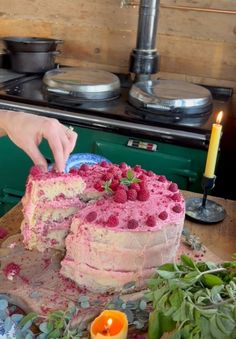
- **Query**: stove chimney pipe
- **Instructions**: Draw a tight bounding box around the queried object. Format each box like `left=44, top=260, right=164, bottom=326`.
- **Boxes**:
left=129, top=0, right=160, bottom=82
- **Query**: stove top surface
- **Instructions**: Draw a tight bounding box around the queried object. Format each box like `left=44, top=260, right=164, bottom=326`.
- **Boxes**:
left=0, top=71, right=232, bottom=136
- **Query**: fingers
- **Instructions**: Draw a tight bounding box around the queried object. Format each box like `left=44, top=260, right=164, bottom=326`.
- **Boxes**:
left=62, top=127, right=78, bottom=163
left=43, top=120, right=77, bottom=172
left=47, top=134, right=65, bottom=172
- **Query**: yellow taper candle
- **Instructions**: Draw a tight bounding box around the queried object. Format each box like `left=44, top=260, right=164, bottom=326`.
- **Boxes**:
left=204, top=111, right=223, bottom=178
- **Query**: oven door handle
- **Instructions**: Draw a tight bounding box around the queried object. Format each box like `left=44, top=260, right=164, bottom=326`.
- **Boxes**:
left=171, top=168, right=198, bottom=183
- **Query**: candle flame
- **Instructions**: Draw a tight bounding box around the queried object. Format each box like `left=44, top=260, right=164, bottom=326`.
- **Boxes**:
left=107, top=318, right=113, bottom=328
left=216, top=111, right=223, bottom=124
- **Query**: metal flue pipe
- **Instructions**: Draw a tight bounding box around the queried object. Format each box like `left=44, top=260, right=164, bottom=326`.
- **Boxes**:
left=129, top=0, right=160, bottom=82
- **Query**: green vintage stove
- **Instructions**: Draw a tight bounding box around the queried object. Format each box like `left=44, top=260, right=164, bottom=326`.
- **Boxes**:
left=0, top=69, right=232, bottom=216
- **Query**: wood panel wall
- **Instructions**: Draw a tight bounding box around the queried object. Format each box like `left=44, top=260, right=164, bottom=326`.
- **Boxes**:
left=0, top=0, right=236, bottom=100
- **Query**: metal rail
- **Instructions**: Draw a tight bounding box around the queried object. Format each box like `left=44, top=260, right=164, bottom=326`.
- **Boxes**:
left=121, top=1, right=236, bottom=15
left=0, top=99, right=207, bottom=147
left=160, top=4, right=236, bottom=15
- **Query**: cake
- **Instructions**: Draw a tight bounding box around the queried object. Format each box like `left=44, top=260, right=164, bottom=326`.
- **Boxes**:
left=21, top=162, right=185, bottom=292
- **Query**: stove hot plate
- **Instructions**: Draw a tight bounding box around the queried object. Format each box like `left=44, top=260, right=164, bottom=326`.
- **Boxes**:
left=129, top=79, right=213, bottom=117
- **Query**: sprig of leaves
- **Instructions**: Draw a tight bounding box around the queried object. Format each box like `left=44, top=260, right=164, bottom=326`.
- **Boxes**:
left=102, top=179, right=113, bottom=193
left=120, top=169, right=140, bottom=186
left=147, top=254, right=236, bottom=339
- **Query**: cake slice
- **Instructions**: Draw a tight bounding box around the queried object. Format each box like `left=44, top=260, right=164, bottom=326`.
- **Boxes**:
left=21, top=162, right=127, bottom=251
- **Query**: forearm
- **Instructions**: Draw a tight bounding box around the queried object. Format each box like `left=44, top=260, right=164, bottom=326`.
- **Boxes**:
left=0, top=110, right=20, bottom=136
left=0, top=110, right=11, bottom=136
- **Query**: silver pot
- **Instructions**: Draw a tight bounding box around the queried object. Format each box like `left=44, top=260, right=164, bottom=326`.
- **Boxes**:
left=2, top=37, right=63, bottom=53
left=9, top=51, right=60, bottom=74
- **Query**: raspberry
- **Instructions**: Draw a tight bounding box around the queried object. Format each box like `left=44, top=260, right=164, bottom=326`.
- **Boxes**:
left=107, top=215, right=119, bottom=227
left=158, top=175, right=166, bottom=182
left=102, top=173, right=113, bottom=181
left=100, top=161, right=108, bottom=168
left=94, top=181, right=104, bottom=192
left=0, top=227, right=8, bottom=239
left=147, top=171, right=154, bottom=177
left=139, top=181, right=147, bottom=190
left=171, top=193, right=182, bottom=202
left=119, top=162, right=127, bottom=170
left=110, top=179, right=120, bottom=191
left=134, top=165, right=141, bottom=172
left=86, top=211, right=97, bottom=222
left=121, top=171, right=128, bottom=178
left=127, top=219, right=138, bottom=229
left=137, top=189, right=150, bottom=201
left=3, top=262, right=21, bottom=278
left=30, top=165, right=42, bottom=177
left=116, top=184, right=128, bottom=191
left=114, top=189, right=127, bottom=203
left=169, top=183, right=178, bottom=192
left=129, top=183, right=140, bottom=191
left=159, top=211, right=168, bottom=220
left=80, top=164, right=89, bottom=171
left=69, top=168, right=78, bottom=175
left=57, top=193, right=65, bottom=199
left=146, top=215, right=156, bottom=227
left=78, top=170, right=86, bottom=177
left=173, top=204, right=182, bottom=213
left=127, top=189, right=137, bottom=201
left=138, top=174, right=145, bottom=181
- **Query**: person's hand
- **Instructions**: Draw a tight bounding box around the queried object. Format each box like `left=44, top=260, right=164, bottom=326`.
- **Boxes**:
left=0, top=111, right=77, bottom=172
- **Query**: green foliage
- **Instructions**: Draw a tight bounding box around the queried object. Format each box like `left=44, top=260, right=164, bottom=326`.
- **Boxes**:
left=147, top=255, right=236, bottom=339
left=119, top=169, right=140, bottom=186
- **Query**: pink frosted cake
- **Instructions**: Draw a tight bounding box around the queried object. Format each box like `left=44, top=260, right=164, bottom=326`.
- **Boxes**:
left=21, top=162, right=185, bottom=292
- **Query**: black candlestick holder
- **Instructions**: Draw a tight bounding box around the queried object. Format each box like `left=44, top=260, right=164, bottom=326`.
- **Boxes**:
left=185, top=175, right=226, bottom=223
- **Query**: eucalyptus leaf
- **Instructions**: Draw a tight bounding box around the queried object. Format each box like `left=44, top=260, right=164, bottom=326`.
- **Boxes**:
left=0, top=299, right=8, bottom=311
left=80, top=301, right=90, bottom=309
left=11, top=313, right=24, bottom=323
left=78, top=295, right=89, bottom=303
left=4, top=316, right=13, bottom=332
left=139, top=300, right=147, bottom=311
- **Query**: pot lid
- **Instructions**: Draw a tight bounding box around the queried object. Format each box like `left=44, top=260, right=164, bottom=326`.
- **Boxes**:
left=43, top=67, right=120, bottom=100
left=129, top=80, right=212, bottom=113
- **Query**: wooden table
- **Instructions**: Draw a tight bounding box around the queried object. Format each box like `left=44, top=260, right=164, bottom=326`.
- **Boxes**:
left=0, top=190, right=235, bottom=338
left=1, top=191, right=235, bottom=261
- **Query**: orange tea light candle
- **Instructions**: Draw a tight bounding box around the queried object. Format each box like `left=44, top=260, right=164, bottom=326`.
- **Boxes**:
left=204, top=111, right=223, bottom=178
left=90, top=310, right=128, bottom=339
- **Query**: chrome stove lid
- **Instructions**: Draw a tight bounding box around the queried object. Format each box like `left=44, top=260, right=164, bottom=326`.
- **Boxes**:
left=43, top=67, right=120, bottom=101
left=129, top=79, right=212, bottom=114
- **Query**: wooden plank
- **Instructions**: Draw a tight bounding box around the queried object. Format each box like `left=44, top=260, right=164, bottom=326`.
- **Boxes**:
left=0, top=0, right=235, bottom=93
left=158, top=6, right=236, bottom=43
